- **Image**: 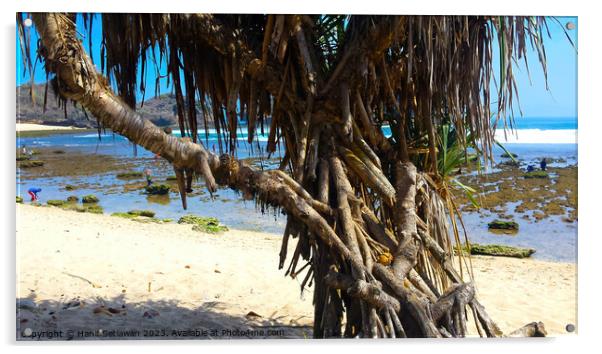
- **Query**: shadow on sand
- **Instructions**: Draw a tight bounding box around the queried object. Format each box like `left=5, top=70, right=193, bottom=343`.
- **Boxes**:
left=16, top=294, right=313, bottom=341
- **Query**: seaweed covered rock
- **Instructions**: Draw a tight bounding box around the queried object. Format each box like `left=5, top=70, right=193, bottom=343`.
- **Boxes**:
left=62, top=204, right=86, bottom=213
left=470, top=244, right=535, bottom=258
left=16, top=196, right=23, bottom=203
left=501, top=152, right=518, bottom=158
left=19, top=160, right=44, bottom=168
left=116, top=171, right=143, bottom=179
left=524, top=171, right=549, bottom=179
left=16, top=155, right=31, bottom=161
left=64, top=184, right=76, bottom=191
left=498, top=160, right=520, bottom=168
left=82, top=194, right=100, bottom=203
left=128, top=209, right=156, bottom=217
left=488, top=219, right=519, bottom=233
left=47, top=199, right=66, bottom=207
left=111, top=212, right=136, bottom=219
left=84, top=205, right=104, bottom=214
left=145, top=184, right=170, bottom=195
left=178, top=215, right=228, bottom=234
left=112, top=211, right=169, bottom=223
left=66, top=195, right=79, bottom=202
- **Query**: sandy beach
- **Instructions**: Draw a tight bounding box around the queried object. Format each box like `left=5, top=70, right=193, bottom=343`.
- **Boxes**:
left=16, top=123, right=86, bottom=132
left=16, top=204, right=576, bottom=339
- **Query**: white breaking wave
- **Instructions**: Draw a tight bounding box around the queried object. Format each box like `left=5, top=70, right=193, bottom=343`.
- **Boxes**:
left=73, top=133, right=114, bottom=138
left=83, top=127, right=576, bottom=144
left=494, top=129, right=577, bottom=144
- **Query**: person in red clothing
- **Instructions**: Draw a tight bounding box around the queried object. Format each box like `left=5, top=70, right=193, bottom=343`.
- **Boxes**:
left=27, top=187, right=41, bottom=202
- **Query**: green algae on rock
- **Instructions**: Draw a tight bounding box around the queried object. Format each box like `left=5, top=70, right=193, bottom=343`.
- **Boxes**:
left=145, top=184, right=171, bottom=195
left=488, top=219, right=519, bottom=234
left=111, top=211, right=169, bottom=224
left=16, top=196, right=23, bottom=203
left=82, top=195, right=100, bottom=203
left=524, top=171, right=549, bottom=179
left=111, top=212, right=137, bottom=219
left=455, top=165, right=577, bottom=222
left=456, top=243, right=535, bottom=258
left=47, top=199, right=66, bottom=207
left=18, top=160, right=44, bottom=168
left=178, top=215, right=228, bottom=234
left=127, top=209, right=155, bottom=217
left=470, top=244, right=535, bottom=258
left=66, top=195, right=79, bottom=202
left=60, top=203, right=103, bottom=214
left=84, top=204, right=104, bottom=214
left=61, top=204, right=85, bottom=212
left=116, top=171, right=144, bottom=179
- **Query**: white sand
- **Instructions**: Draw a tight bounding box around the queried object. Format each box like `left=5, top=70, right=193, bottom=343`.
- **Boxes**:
left=16, top=204, right=576, bottom=339
left=16, top=123, right=86, bottom=132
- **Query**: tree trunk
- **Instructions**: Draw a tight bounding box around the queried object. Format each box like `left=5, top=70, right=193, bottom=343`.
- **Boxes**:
left=30, top=12, right=544, bottom=338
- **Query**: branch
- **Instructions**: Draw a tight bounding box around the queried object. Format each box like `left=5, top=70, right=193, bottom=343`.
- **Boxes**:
left=32, top=13, right=217, bottom=198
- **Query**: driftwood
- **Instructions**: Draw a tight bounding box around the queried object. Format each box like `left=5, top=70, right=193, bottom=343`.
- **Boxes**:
left=507, top=322, right=548, bottom=337
left=26, top=12, right=552, bottom=338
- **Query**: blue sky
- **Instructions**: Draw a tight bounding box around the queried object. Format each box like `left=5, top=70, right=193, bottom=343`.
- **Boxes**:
left=16, top=15, right=577, bottom=118
left=493, top=16, right=578, bottom=119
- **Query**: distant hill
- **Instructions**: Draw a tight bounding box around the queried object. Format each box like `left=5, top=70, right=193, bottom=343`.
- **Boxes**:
left=16, top=83, right=180, bottom=128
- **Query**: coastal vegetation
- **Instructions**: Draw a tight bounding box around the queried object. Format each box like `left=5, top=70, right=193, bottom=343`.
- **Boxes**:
left=21, top=13, right=559, bottom=338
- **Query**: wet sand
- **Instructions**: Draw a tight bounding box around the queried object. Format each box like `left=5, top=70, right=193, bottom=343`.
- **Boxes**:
left=16, top=204, right=576, bottom=339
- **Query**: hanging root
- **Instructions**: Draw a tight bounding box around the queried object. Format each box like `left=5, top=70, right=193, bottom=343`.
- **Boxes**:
left=174, top=167, right=187, bottom=209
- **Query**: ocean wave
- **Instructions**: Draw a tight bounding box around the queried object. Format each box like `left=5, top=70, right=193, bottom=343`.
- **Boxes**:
left=73, top=133, right=114, bottom=138
left=65, top=127, right=577, bottom=145
left=494, top=129, right=577, bottom=144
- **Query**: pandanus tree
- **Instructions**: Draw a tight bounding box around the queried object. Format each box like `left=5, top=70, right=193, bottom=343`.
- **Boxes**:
left=19, top=13, right=552, bottom=338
